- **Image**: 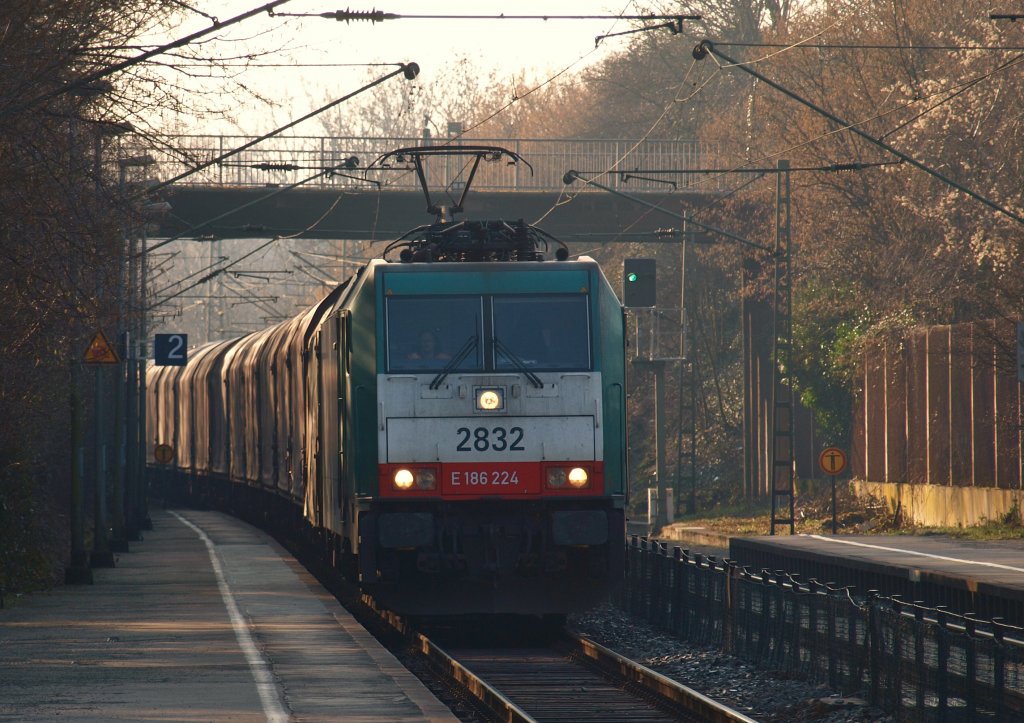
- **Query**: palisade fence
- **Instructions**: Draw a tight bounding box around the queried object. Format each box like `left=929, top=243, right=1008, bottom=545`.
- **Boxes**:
left=622, top=537, right=1024, bottom=721
left=854, top=319, right=1022, bottom=490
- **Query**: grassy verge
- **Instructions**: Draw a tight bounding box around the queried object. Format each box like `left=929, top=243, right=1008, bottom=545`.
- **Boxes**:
left=670, top=485, right=1024, bottom=540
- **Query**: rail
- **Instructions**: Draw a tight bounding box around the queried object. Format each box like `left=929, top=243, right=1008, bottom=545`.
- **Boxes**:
left=362, top=588, right=751, bottom=721
left=123, top=135, right=734, bottom=193
left=572, top=633, right=758, bottom=722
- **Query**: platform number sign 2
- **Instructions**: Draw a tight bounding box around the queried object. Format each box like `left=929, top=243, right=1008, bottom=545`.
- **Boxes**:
left=155, top=333, right=188, bottom=366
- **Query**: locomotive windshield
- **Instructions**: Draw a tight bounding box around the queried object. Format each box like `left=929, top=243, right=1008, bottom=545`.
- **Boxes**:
left=385, top=293, right=591, bottom=373
left=386, top=296, right=484, bottom=372
left=492, top=295, right=591, bottom=371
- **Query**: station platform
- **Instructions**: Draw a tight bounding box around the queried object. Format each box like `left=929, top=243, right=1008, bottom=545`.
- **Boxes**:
left=730, top=533, right=1024, bottom=625
left=0, top=508, right=457, bottom=722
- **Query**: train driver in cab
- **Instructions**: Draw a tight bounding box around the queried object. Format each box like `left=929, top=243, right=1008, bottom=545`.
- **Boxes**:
left=406, top=330, right=451, bottom=363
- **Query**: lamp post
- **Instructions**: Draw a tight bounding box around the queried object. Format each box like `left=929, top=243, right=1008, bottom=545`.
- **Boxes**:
left=65, top=369, right=92, bottom=583
left=119, top=155, right=156, bottom=539
left=88, top=121, right=134, bottom=569
left=63, top=80, right=118, bottom=584
left=89, top=344, right=114, bottom=568
left=137, top=216, right=152, bottom=532
left=113, top=154, right=153, bottom=548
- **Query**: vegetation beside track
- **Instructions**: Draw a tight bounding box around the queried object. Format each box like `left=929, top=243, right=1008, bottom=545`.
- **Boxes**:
left=670, top=484, right=1024, bottom=541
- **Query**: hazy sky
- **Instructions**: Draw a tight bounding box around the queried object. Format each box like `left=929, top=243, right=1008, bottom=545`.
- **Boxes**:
left=153, top=0, right=635, bottom=134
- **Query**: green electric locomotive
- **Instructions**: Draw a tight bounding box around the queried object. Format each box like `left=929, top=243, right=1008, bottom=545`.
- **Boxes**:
left=148, top=147, right=627, bottom=616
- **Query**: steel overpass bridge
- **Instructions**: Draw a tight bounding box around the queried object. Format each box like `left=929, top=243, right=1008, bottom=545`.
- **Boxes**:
left=143, top=135, right=735, bottom=241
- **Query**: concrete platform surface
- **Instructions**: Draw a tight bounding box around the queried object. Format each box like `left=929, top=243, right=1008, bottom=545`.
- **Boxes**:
left=730, top=533, right=1024, bottom=623
left=0, top=508, right=457, bottom=722
left=656, top=523, right=731, bottom=552
left=732, top=533, right=1024, bottom=590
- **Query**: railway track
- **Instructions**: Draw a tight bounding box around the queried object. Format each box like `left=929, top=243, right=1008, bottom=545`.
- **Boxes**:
left=420, top=632, right=757, bottom=722
left=366, top=601, right=754, bottom=722
left=283, top=528, right=755, bottom=722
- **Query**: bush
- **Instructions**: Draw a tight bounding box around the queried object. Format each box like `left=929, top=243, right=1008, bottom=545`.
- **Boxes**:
left=0, top=460, right=65, bottom=604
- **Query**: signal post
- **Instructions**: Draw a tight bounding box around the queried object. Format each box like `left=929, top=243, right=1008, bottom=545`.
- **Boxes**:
left=624, top=258, right=693, bottom=528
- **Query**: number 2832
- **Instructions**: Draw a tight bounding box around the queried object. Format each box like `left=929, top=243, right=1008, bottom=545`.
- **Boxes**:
left=455, top=426, right=525, bottom=452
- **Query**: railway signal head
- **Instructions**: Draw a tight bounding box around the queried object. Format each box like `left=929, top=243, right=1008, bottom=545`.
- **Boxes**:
left=623, top=258, right=656, bottom=307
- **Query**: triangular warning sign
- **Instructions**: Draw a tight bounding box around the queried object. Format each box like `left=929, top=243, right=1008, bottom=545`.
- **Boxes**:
left=84, top=330, right=120, bottom=364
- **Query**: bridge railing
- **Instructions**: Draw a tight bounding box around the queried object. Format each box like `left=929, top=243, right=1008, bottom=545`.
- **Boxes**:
left=129, top=135, right=735, bottom=193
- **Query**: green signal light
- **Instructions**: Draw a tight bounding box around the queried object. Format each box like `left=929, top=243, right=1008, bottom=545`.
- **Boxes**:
left=626, top=272, right=639, bottom=282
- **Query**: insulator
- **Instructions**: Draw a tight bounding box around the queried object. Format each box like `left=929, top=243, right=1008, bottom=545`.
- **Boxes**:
left=251, top=162, right=300, bottom=172
left=331, top=8, right=398, bottom=23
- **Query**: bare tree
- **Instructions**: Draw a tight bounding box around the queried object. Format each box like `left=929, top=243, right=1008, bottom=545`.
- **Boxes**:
left=0, top=0, right=289, bottom=591
left=698, top=0, right=1024, bottom=448
left=314, top=57, right=513, bottom=139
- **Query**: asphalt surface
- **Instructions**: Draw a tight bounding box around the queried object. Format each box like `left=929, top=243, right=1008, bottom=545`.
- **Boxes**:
left=0, top=508, right=456, bottom=722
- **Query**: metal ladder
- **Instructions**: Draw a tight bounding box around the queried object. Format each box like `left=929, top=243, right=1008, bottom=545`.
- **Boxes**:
left=770, top=161, right=795, bottom=535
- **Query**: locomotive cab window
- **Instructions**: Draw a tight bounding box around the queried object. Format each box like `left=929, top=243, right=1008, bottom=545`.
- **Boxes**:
left=386, top=296, right=483, bottom=372
left=493, top=295, right=591, bottom=371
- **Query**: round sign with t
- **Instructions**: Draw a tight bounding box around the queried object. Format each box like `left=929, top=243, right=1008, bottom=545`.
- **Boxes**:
left=818, top=447, right=847, bottom=476
left=819, top=446, right=847, bottom=535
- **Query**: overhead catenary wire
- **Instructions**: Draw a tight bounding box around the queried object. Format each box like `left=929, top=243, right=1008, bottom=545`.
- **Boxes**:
left=523, top=12, right=822, bottom=234
left=139, top=141, right=383, bottom=260
left=143, top=62, right=418, bottom=196
left=150, top=158, right=369, bottom=308
left=877, top=50, right=1024, bottom=140
left=692, top=39, right=1024, bottom=228
left=148, top=184, right=354, bottom=305
left=159, top=9, right=1007, bottom=262
left=152, top=254, right=228, bottom=298
left=343, top=0, right=702, bottom=238
left=268, top=9, right=700, bottom=24
left=559, top=18, right=1024, bottom=204
left=362, top=1, right=648, bottom=201
left=562, top=170, right=772, bottom=253
left=142, top=8, right=704, bottom=331
left=150, top=236, right=280, bottom=311
left=142, top=173, right=327, bottom=257
left=3, top=0, right=296, bottom=118
left=715, top=42, right=1024, bottom=51
left=532, top=49, right=715, bottom=231
left=288, top=250, right=338, bottom=286
left=570, top=160, right=902, bottom=176
left=581, top=22, right=1024, bottom=203
left=214, top=281, right=283, bottom=320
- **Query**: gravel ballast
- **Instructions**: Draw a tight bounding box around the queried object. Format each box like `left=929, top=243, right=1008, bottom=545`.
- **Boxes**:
left=569, top=603, right=896, bottom=722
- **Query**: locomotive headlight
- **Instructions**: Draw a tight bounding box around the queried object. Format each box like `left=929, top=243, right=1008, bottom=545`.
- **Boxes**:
left=546, top=468, right=568, bottom=488
left=394, top=469, right=415, bottom=489
left=414, top=468, right=437, bottom=490
left=476, top=387, right=504, bottom=411
left=393, top=467, right=437, bottom=491
left=568, top=467, right=589, bottom=488
left=545, top=466, right=590, bottom=490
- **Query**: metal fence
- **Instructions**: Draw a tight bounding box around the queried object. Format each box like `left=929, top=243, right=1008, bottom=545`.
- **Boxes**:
left=623, top=537, right=1024, bottom=720
left=125, top=135, right=733, bottom=192
left=853, top=319, right=1023, bottom=489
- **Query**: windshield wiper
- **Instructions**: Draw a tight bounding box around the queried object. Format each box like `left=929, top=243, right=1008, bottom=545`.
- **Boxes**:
left=493, top=337, right=543, bottom=389
left=429, top=334, right=478, bottom=390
